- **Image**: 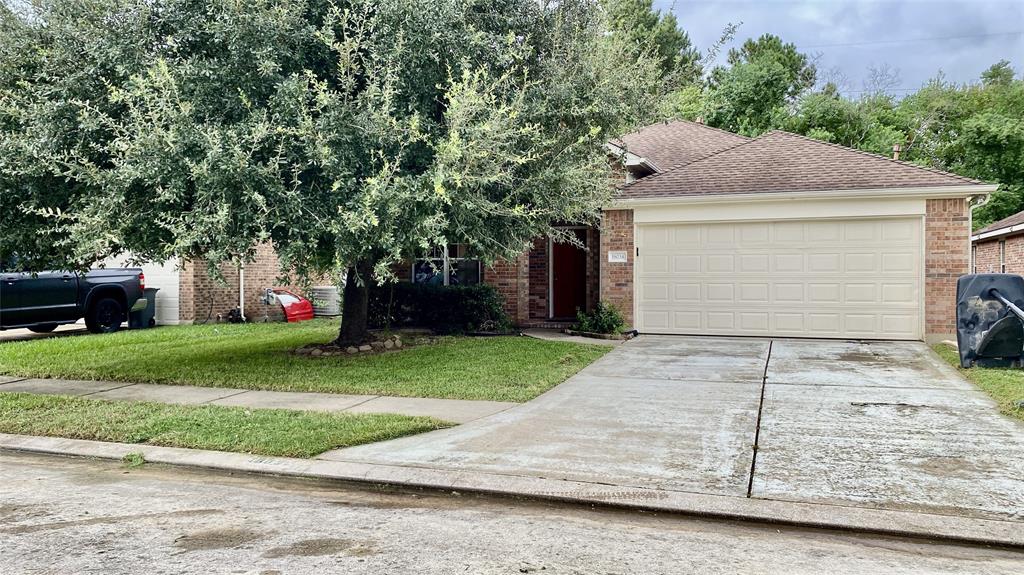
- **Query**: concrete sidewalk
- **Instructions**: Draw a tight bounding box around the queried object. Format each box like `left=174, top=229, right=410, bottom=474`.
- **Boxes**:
left=0, top=377, right=516, bottom=423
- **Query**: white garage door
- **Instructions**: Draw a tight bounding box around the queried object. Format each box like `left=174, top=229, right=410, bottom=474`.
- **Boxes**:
left=636, top=218, right=923, bottom=340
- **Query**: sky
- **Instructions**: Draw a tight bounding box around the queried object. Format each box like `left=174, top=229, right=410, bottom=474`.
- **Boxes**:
left=659, top=0, right=1024, bottom=96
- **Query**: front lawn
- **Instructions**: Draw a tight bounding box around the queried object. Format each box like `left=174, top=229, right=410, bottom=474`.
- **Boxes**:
left=0, top=320, right=609, bottom=402
left=0, top=392, right=449, bottom=458
left=933, top=344, right=1024, bottom=422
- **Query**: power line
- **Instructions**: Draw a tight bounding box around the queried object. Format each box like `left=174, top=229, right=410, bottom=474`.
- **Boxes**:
left=801, top=30, right=1023, bottom=49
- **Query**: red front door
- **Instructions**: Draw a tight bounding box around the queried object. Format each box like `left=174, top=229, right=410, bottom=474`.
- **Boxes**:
left=551, top=230, right=587, bottom=319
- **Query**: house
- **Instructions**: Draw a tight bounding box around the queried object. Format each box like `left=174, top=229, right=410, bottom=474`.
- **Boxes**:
left=135, top=120, right=995, bottom=343
left=107, top=244, right=304, bottom=325
left=971, top=210, right=1024, bottom=274
left=454, top=121, right=994, bottom=343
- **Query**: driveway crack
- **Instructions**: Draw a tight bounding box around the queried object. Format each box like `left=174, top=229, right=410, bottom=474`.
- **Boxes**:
left=746, top=340, right=772, bottom=498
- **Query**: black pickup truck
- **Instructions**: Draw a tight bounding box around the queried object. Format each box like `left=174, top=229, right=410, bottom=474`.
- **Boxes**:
left=0, top=268, right=147, bottom=334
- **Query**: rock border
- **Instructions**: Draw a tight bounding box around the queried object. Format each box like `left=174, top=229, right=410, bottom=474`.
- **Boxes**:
left=294, top=334, right=407, bottom=357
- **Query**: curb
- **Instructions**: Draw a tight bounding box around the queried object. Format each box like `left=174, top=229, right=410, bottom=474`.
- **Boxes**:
left=2, top=433, right=1021, bottom=549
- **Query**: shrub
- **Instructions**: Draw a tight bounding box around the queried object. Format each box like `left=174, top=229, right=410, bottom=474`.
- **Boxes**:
left=574, top=301, right=625, bottom=334
left=368, top=282, right=511, bottom=334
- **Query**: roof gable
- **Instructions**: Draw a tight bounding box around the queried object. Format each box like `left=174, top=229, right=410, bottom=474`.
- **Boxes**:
left=975, top=210, right=1024, bottom=236
left=618, top=130, right=984, bottom=200
left=612, top=120, right=749, bottom=172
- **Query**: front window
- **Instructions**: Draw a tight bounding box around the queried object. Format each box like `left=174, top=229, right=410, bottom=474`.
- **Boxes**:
left=413, top=244, right=481, bottom=286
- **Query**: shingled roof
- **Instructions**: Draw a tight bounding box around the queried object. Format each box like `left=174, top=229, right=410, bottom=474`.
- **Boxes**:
left=617, top=130, right=985, bottom=200
left=611, top=120, right=750, bottom=171
left=974, top=210, right=1024, bottom=236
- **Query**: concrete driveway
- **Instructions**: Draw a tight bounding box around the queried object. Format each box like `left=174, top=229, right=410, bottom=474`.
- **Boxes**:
left=323, top=335, right=1024, bottom=523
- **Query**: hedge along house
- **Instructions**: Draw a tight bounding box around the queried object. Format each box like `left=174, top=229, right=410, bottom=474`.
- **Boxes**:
left=452, top=121, right=995, bottom=342
left=971, top=210, right=1024, bottom=274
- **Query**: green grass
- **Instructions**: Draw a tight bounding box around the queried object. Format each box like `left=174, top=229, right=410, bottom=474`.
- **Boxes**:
left=933, top=344, right=1024, bottom=422
left=0, top=392, right=450, bottom=458
left=0, top=320, right=609, bottom=402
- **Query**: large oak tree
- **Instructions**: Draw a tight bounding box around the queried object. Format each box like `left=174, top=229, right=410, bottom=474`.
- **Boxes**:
left=1, top=0, right=660, bottom=344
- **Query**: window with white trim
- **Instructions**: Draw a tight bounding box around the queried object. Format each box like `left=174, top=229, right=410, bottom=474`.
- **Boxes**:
left=412, top=244, right=481, bottom=286
left=1000, top=240, right=1007, bottom=273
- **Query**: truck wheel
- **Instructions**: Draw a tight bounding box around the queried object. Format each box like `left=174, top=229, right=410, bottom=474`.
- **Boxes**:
left=28, top=324, right=58, bottom=334
left=86, top=298, right=124, bottom=334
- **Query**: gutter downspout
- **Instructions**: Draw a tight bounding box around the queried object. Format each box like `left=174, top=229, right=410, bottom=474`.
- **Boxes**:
left=968, top=194, right=992, bottom=273
left=238, top=264, right=246, bottom=321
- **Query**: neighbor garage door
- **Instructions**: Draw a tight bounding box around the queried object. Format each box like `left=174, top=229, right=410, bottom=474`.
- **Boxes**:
left=636, top=218, right=923, bottom=340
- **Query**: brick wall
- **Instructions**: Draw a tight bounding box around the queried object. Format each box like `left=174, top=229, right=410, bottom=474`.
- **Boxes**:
left=483, top=253, right=529, bottom=325
left=599, top=209, right=634, bottom=327
left=586, top=227, right=600, bottom=313
left=973, top=239, right=1000, bottom=273
left=179, top=244, right=326, bottom=323
left=528, top=238, right=549, bottom=320
left=925, top=198, right=970, bottom=340
left=1007, top=235, right=1024, bottom=274
left=973, top=234, right=1024, bottom=275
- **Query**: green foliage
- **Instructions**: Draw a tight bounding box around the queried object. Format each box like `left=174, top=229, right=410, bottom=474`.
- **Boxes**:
left=658, top=84, right=707, bottom=121
left=369, top=282, right=511, bottom=334
left=121, top=452, right=146, bottom=468
left=600, top=0, right=701, bottom=86
left=898, top=68, right=1024, bottom=228
left=0, top=0, right=660, bottom=283
left=574, top=301, right=625, bottom=334
left=704, top=33, right=817, bottom=135
left=770, top=60, right=1023, bottom=230
left=933, top=345, right=1024, bottom=423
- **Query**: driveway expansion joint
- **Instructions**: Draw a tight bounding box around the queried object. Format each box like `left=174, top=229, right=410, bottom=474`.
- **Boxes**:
left=746, top=340, right=772, bottom=498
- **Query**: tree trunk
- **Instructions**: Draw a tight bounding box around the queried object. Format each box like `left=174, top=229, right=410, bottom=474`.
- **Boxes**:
left=336, top=262, right=371, bottom=347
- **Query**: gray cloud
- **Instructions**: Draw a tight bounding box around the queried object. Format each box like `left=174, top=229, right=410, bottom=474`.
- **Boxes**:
left=658, top=0, right=1024, bottom=95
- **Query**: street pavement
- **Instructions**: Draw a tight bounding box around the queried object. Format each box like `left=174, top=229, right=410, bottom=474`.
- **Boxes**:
left=1, top=451, right=1021, bottom=574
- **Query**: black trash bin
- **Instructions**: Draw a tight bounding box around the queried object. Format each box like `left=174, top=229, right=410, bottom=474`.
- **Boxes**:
left=130, top=287, right=160, bottom=329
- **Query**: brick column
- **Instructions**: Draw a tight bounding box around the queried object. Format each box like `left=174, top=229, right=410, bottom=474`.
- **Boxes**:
left=484, top=251, right=530, bottom=326
left=599, top=209, right=634, bottom=327
left=925, top=198, right=970, bottom=342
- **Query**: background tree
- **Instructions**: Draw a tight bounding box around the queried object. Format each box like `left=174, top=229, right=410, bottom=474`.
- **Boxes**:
left=601, top=0, right=701, bottom=87
left=703, top=33, right=817, bottom=135
left=774, top=61, right=1023, bottom=229
left=0, top=0, right=661, bottom=345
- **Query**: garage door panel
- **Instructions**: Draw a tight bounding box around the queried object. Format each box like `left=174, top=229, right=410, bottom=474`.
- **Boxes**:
left=706, top=254, right=735, bottom=272
left=637, top=218, right=922, bottom=340
left=808, top=253, right=841, bottom=272
left=845, top=253, right=877, bottom=272
left=740, top=223, right=771, bottom=243
left=739, top=283, right=769, bottom=302
left=774, top=254, right=804, bottom=272
left=673, top=255, right=701, bottom=273
left=740, top=254, right=770, bottom=272
left=882, top=253, right=916, bottom=272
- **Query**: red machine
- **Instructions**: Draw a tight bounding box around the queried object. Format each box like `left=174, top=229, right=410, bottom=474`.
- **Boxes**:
left=271, top=289, right=315, bottom=322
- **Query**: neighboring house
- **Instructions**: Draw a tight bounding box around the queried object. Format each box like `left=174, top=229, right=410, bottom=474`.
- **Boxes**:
left=108, top=244, right=302, bottom=324
left=461, top=120, right=993, bottom=343
left=971, top=210, right=1024, bottom=274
